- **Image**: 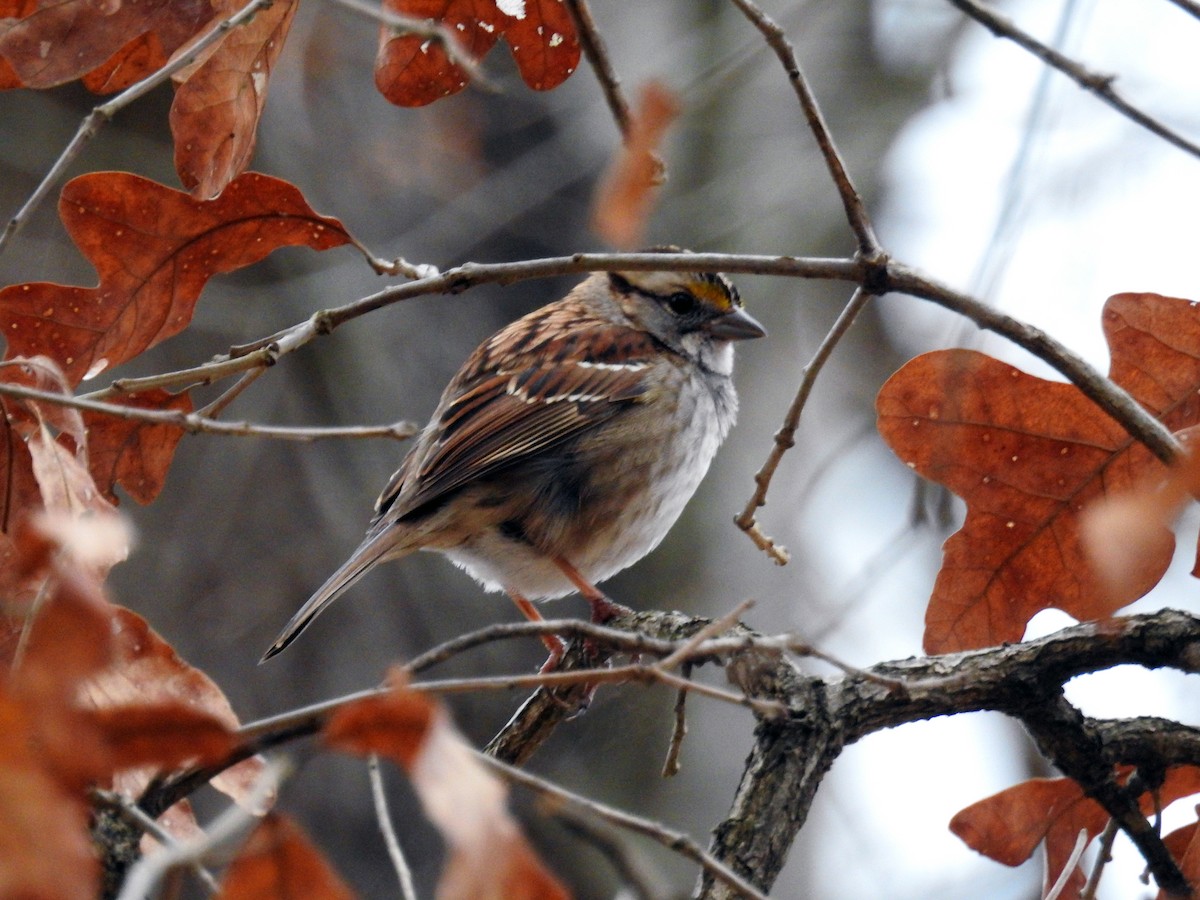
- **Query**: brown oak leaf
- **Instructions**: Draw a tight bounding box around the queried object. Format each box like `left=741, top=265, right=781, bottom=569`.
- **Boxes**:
left=217, top=813, right=355, bottom=899
left=0, top=171, right=352, bottom=386
left=375, top=0, right=578, bottom=107
left=171, top=0, right=299, bottom=198
left=0, top=0, right=214, bottom=89
left=326, top=673, right=571, bottom=899
left=952, top=768, right=1200, bottom=897
left=500, top=0, right=579, bottom=92
left=83, top=389, right=193, bottom=505
left=877, top=292, right=1200, bottom=653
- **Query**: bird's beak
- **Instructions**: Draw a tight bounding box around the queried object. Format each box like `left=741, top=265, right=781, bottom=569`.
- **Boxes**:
left=707, top=307, right=767, bottom=341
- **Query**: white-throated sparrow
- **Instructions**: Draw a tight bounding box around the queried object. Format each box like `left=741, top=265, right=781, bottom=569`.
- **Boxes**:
left=262, top=254, right=764, bottom=662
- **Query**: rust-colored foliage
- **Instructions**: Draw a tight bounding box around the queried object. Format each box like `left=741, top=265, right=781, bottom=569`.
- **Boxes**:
left=1162, top=820, right=1200, bottom=900
left=82, top=32, right=170, bottom=94
left=84, top=389, right=193, bottom=505
left=0, top=172, right=351, bottom=386
left=0, top=688, right=99, bottom=899
left=0, top=0, right=214, bottom=89
left=171, top=0, right=299, bottom=198
left=951, top=767, right=1200, bottom=897
left=375, top=0, right=579, bottom=107
left=86, top=703, right=234, bottom=771
left=0, top=517, right=246, bottom=892
left=218, top=813, right=355, bottom=899
left=591, top=81, right=680, bottom=249
left=327, top=675, right=571, bottom=900
left=877, top=292, right=1200, bottom=653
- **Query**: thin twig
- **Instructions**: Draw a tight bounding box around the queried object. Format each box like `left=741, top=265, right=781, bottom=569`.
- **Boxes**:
left=0, top=381, right=418, bottom=441
left=947, top=0, right=1200, bottom=160
left=0, top=0, right=276, bottom=255
left=724, top=0, right=882, bottom=258
left=662, top=664, right=691, bottom=778
left=196, top=367, right=266, bottom=419
left=479, top=752, right=769, bottom=900
left=119, top=760, right=284, bottom=900
left=321, top=0, right=486, bottom=86
left=368, top=755, right=418, bottom=900
left=735, top=287, right=873, bottom=563
left=84, top=346, right=281, bottom=402
left=1045, top=828, right=1090, bottom=900
left=90, top=789, right=221, bottom=894
left=564, top=0, right=631, bottom=138
left=554, top=810, right=660, bottom=900
left=656, top=600, right=753, bottom=671
left=1081, top=818, right=1120, bottom=900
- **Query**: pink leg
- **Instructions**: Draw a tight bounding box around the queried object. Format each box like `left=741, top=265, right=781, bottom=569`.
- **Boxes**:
left=508, top=590, right=568, bottom=673
left=553, top=557, right=632, bottom=623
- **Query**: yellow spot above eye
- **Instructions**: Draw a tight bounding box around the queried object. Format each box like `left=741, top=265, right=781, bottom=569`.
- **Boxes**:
left=688, top=279, right=735, bottom=311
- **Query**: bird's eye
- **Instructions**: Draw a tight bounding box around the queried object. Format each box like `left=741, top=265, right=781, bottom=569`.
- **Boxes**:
left=665, top=292, right=697, bottom=316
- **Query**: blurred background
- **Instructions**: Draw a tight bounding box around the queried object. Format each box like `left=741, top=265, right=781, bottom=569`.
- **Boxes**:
left=2, top=0, right=1198, bottom=896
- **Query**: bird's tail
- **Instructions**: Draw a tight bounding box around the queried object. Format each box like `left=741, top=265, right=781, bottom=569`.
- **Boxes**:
left=260, top=533, right=398, bottom=662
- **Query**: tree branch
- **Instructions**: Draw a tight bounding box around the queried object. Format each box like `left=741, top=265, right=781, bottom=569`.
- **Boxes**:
left=946, top=0, right=1200, bottom=160
left=725, top=0, right=882, bottom=258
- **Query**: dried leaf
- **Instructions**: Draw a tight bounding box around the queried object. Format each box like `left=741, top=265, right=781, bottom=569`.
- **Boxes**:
left=85, top=703, right=234, bottom=771
left=952, top=767, right=1200, bottom=896
left=0, top=0, right=214, bottom=88
left=81, top=32, right=169, bottom=94
left=375, top=0, right=501, bottom=107
left=500, top=0, right=579, bottom=92
left=83, top=606, right=272, bottom=813
left=1081, top=435, right=1200, bottom=605
left=171, top=0, right=298, bottom=198
left=84, top=389, right=193, bottom=504
left=1160, top=818, right=1200, bottom=900
left=0, top=172, right=352, bottom=385
left=591, top=81, right=680, bottom=248
left=217, top=813, right=355, bottom=900
left=0, top=689, right=98, bottom=900
left=374, top=0, right=579, bottom=107
left=877, top=292, right=1200, bottom=653
left=325, top=676, right=570, bottom=899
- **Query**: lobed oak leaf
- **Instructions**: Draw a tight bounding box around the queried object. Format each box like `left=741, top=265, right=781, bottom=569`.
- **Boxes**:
left=325, top=674, right=570, bottom=899
left=84, top=388, right=193, bottom=505
left=84, top=606, right=272, bottom=815
left=171, top=0, right=299, bottom=198
left=1161, top=817, right=1200, bottom=900
left=1081, top=433, right=1200, bottom=606
left=0, top=358, right=69, bottom=532
left=0, top=0, right=32, bottom=88
left=0, top=171, right=352, bottom=385
left=374, top=0, right=578, bottom=107
left=375, top=0, right=502, bottom=107
left=0, top=688, right=99, bottom=900
left=499, top=0, right=579, bottom=92
left=591, top=81, right=680, bottom=249
left=877, top=292, right=1200, bottom=653
left=85, top=703, right=234, bottom=772
left=0, top=0, right=214, bottom=89
left=82, top=32, right=169, bottom=94
left=951, top=767, right=1200, bottom=897
left=217, top=813, right=355, bottom=900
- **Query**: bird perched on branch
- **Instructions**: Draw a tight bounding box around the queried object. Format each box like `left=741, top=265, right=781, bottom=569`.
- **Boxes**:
left=263, top=252, right=765, bottom=664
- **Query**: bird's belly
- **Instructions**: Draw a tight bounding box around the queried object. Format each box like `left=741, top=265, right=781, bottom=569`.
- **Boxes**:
left=442, top=387, right=729, bottom=600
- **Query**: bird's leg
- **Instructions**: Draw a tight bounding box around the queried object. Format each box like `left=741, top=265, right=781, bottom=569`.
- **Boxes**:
left=507, top=590, right=568, bottom=673
left=553, top=556, right=633, bottom=624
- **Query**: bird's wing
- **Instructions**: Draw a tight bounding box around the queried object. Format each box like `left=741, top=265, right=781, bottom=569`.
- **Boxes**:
left=375, top=323, right=661, bottom=522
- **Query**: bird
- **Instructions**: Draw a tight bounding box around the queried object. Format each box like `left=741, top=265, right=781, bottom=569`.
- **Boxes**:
left=262, top=253, right=765, bottom=664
